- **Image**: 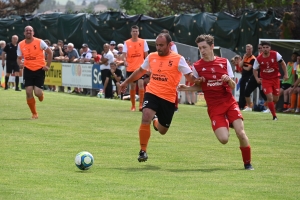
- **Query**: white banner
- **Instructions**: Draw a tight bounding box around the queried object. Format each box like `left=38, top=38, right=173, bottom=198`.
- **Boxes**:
left=62, top=63, right=93, bottom=88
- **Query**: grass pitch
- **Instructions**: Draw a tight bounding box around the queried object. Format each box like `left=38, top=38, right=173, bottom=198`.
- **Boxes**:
left=0, top=90, right=299, bottom=200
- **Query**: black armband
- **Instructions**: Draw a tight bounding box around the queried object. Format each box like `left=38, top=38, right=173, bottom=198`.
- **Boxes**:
left=278, top=59, right=283, bottom=63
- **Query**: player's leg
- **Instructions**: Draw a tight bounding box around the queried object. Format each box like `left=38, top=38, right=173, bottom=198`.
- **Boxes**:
left=14, top=62, right=21, bottom=91
left=296, top=87, right=300, bottom=113
left=228, top=103, right=253, bottom=170
left=262, top=79, right=277, bottom=119
left=129, top=82, right=136, bottom=111
left=5, top=62, right=12, bottom=90
left=243, top=77, right=257, bottom=111
left=33, top=68, right=45, bottom=102
left=283, top=87, right=292, bottom=110
left=24, top=69, right=38, bottom=119
left=137, top=78, right=144, bottom=111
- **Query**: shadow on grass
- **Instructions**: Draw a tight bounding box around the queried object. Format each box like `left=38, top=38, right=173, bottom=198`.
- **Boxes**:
left=0, top=118, right=31, bottom=120
left=113, top=164, right=161, bottom=172
left=166, top=168, right=223, bottom=173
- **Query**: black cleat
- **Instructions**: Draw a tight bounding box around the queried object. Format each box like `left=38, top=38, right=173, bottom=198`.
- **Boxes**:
left=244, top=164, right=254, bottom=170
left=273, top=116, right=278, bottom=121
left=152, top=115, right=158, bottom=131
left=15, top=88, right=21, bottom=91
left=138, top=150, right=148, bottom=162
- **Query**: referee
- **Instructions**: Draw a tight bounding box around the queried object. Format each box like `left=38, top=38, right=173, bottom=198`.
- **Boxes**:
left=2, top=35, right=21, bottom=91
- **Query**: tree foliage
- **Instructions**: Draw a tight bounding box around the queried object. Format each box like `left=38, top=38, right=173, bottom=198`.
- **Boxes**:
left=65, top=0, right=76, bottom=12
left=119, top=0, right=294, bottom=18
left=0, top=0, right=44, bottom=17
left=36, top=0, right=57, bottom=13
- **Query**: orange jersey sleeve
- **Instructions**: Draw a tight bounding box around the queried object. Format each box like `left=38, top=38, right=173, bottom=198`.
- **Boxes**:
left=125, top=38, right=146, bottom=72
left=19, top=37, right=46, bottom=71
left=146, top=52, right=182, bottom=103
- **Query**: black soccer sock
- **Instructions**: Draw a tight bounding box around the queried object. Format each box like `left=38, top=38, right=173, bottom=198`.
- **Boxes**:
left=15, top=76, right=19, bottom=89
left=5, top=76, right=9, bottom=89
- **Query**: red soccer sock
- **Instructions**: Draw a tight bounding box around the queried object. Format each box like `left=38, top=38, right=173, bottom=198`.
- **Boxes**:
left=27, top=97, right=37, bottom=115
left=268, top=101, right=276, bottom=117
left=240, top=145, right=251, bottom=165
left=297, top=94, right=300, bottom=109
left=130, top=90, right=136, bottom=108
left=139, top=124, right=151, bottom=152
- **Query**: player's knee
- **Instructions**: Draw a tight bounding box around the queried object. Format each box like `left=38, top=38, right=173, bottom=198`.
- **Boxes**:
left=218, top=138, right=229, bottom=144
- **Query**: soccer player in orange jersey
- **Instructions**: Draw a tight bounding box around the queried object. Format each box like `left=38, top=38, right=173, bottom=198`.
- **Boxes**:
left=178, top=34, right=254, bottom=170
left=120, top=33, right=198, bottom=162
left=123, top=25, right=149, bottom=111
left=17, top=26, right=53, bottom=119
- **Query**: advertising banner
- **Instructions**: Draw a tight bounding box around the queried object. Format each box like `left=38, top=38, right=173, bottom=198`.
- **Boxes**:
left=62, top=63, right=93, bottom=88
left=91, top=64, right=103, bottom=89
left=45, top=62, right=62, bottom=86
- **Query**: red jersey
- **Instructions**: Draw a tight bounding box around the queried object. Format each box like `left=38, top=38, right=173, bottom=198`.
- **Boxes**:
left=254, top=51, right=281, bottom=80
left=193, top=57, right=234, bottom=107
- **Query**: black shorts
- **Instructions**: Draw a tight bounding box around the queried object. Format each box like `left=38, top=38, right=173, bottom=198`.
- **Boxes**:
left=23, top=67, right=45, bottom=89
left=143, top=92, right=175, bottom=128
left=6, top=61, right=20, bottom=73
left=281, top=83, right=291, bottom=90
left=126, top=71, right=147, bottom=83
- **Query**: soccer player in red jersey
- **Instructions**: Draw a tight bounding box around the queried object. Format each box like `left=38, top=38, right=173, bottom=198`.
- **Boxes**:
left=179, top=34, right=254, bottom=170
left=253, top=41, right=288, bottom=120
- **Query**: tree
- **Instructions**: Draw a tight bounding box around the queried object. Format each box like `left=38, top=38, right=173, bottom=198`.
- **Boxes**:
left=0, top=0, right=44, bottom=17
left=292, top=1, right=300, bottom=39
left=82, top=0, right=87, bottom=6
left=36, top=0, right=57, bottom=13
left=65, top=0, right=76, bottom=12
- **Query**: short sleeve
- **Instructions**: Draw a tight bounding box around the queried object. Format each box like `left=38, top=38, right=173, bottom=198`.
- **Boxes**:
left=144, top=40, right=149, bottom=52
left=253, top=59, right=259, bottom=70
left=178, top=56, right=192, bottom=75
left=141, top=55, right=150, bottom=70
left=226, top=59, right=234, bottom=78
left=40, top=40, right=48, bottom=50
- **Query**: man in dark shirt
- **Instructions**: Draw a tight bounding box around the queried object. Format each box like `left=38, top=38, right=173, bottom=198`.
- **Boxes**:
left=109, top=62, right=124, bottom=97
left=1, top=35, right=20, bottom=91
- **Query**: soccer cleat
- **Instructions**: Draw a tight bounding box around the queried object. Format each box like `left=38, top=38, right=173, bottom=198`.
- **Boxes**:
left=295, top=108, right=300, bottom=113
left=244, top=164, right=254, bottom=170
left=31, top=114, right=38, bottom=119
left=15, top=88, right=21, bottom=91
left=273, top=116, right=278, bottom=121
left=242, top=107, right=252, bottom=112
left=131, top=106, right=136, bottom=111
left=152, top=115, right=158, bottom=131
left=283, top=108, right=295, bottom=113
left=262, top=108, right=270, bottom=113
left=138, top=150, right=148, bottom=162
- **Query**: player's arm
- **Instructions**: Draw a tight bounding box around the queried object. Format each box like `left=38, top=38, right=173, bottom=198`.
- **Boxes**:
left=279, top=59, right=288, bottom=81
left=44, top=48, right=53, bottom=71
left=143, top=40, right=149, bottom=59
left=222, top=59, right=236, bottom=89
left=252, top=59, right=261, bottom=84
left=178, top=84, right=202, bottom=91
left=16, top=44, right=24, bottom=69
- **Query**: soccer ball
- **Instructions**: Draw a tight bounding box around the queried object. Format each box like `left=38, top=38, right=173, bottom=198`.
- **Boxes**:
left=75, top=151, right=94, bottom=170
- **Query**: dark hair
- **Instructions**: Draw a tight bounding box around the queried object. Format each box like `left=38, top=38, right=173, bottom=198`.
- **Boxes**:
left=157, top=33, right=172, bottom=44
left=57, top=40, right=63, bottom=44
left=131, top=25, right=139, bottom=30
left=260, top=41, right=271, bottom=46
left=44, top=39, right=51, bottom=45
left=195, top=34, right=214, bottom=46
left=161, top=29, right=169, bottom=34
left=292, top=52, right=299, bottom=56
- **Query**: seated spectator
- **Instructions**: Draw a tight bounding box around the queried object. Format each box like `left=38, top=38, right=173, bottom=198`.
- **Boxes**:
left=109, top=62, right=125, bottom=97
left=66, top=43, right=79, bottom=63
left=184, top=57, right=196, bottom=105
left=53, top=43, right=67, bottom=61
left=91, top=50, right=101, bottom=64
left=109, top=41, right=118, bottom=56
left=80, top=43, right=92, bottom=63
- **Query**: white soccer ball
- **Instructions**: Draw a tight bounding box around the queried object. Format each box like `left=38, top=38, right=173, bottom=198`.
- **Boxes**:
left=75, top=151, right=94, bottom=170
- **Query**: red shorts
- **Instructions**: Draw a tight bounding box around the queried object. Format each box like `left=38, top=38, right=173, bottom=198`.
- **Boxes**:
left=185, top=81, right=195, bottom=87
left=262, top=78, right=280, bottom=96
left=207, top=97, right=243, bottom=131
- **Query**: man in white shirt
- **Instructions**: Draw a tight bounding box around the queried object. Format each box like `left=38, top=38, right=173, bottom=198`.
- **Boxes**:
left=100, top=43, right=114, bottom=98
left=80, top=43, right=92, bottom=63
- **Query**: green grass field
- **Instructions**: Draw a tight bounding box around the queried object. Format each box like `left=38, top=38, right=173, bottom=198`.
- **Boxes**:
left=1, top=90, right=299, bottom=200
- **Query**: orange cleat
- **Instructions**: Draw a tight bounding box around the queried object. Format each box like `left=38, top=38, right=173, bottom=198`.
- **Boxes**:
left=31, top=114, right=38, bottom=119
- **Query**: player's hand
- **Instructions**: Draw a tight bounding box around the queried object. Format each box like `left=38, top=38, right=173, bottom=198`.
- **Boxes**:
left=19, top=62, right=24, bottom=69
left=110, top=69, right=115, bottom=73
left=124, top=60, right=128, bottom=67
left=43, top=66, right=50, bottom=71
left=283, top=74, right=289, bottom=81
left=194, top=76, right=205, bottom=85
left=177, top=84, right=189, bottom=91
left=256, top=78, right=262, bottom=84
left=221, top=74, right=231, bottom=83
left=120, top=82, right=128, bottom=93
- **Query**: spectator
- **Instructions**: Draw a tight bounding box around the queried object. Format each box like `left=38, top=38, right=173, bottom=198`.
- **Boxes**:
left=66, top=43, right=79, bottom=63
left=284, top=54, right=300, bottom=113
left=109, top=62, right=124, bottom=97
left=53, top=43, right=66, bottom=61
left=109, top=41, right=118, bottom=55
left=100, top=43, right=114, bottom=98
left=0, top=40, right=6, bottom=56
left=239, top=44, right=256, bottom=110
left=280, top=52, right=297, bottom=111
left=115, top=43, right=125, bottom=77
left=91, top=50, right=101, bottom=64
left=80, top=43, right=92, bottom=63
left=233, top=55, right=242, bottom=73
